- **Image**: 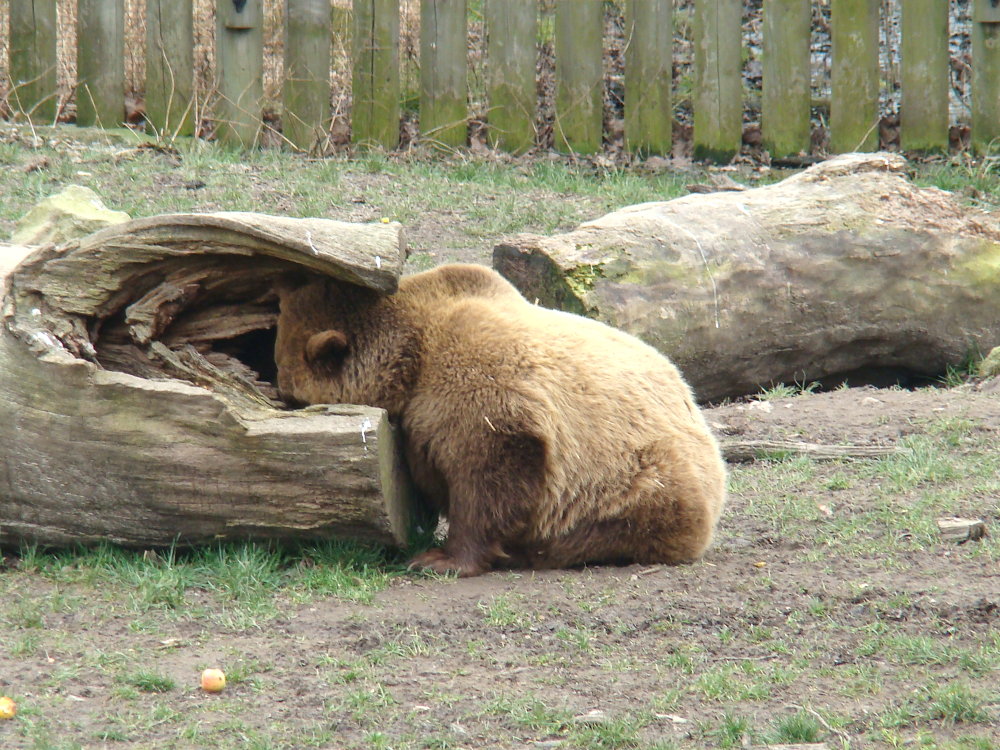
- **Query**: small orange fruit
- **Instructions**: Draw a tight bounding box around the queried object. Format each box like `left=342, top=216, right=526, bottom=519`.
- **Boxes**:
left=200, top=668, right=226, bottom=693
left=0, top=696, right=16, bottom=719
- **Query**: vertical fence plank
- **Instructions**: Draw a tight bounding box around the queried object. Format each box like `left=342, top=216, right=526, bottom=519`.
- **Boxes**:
left=901, top=0, right=948, bottom=152
left=284, top=0, right=332, bottom=151
left=830, top=0, right=879, bottom=152
left=146, top=0, right=195, bottom=138
left=9, top=0, right=59, bottom=122
left=420, top=0, right=468, bottom=147
left=77, top=0, right=125, bottom=128
left=972, top=1, right=1000, bottom=152
left=554, top=0, right=603, bottom=154
left=762, top=0, right=810, bottom=157
left=485, top=0, right=536, bottom=153
left=353, top=0, right=400, bottom=148
left=693, top=0, right=742, bottom=161
left=624, top=0, right=672, bottom=156
left=216, top=0, right=264, bottom=148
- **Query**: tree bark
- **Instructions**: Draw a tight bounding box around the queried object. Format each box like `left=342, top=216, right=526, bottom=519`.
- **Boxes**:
left=1, top=213, right=426, bottom=549
left=493, top=153, right=1000, bottom=402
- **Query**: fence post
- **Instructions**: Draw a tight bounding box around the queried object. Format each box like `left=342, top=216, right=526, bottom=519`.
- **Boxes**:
left=830, top=0, right=879, bottom=152
left=972, top=0, right=1000, bottom=153
left=554, top=0, right=603, bottom=154
left=353, top=0, right=400, bottom=149
left=485, top=0, right=537, bottom=154
left=216, top=0, right=264, bottom=148
left=625, top=0, right=672, bottom=156
left=77, top=0, right=125, bottom=128
left=284, top=0, right=332, bottom=151
left=762, top=0, right=811, bottom=157
left=420, top=0, right=468, bottom=148
left=901, top=0, right=948, bottom=152
left=146, top=0, right=195, bottom=138
left=9, top=0, right=59, bottom=122
left=693, top=0, right=742, bottom=162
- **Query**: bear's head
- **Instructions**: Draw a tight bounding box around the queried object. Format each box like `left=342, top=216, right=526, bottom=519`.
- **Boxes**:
left=273, top=277, right=420, bottom=415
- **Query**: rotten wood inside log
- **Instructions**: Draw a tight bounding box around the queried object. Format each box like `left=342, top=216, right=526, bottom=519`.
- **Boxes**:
left=91, top=256, right=290, bottom=409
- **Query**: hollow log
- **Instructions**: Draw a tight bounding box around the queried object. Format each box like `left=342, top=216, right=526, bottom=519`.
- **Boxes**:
left=493, top=152, right=1000, bottom=402
left=0, top=213, right=426, bottom=549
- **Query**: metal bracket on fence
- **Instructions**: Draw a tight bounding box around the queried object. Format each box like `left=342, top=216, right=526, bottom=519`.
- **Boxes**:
left=222, top=0, right=259, bottom=30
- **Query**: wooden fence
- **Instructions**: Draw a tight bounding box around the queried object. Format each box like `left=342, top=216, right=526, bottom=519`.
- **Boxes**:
left=4, top=0, right=1000, bottom=158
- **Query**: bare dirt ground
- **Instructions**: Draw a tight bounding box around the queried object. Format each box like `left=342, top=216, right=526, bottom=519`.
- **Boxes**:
left=2, top=383, right=998, bottom=749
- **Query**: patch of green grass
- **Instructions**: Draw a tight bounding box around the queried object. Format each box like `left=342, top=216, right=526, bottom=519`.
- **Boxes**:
left=121, top=670, right=175, bottom=693
left=755, top=379, right=821, bottom=401
left=477, top=592, right=535, bottom=629
left=922, top=683, right=995, bottom=725
left=713, top=713, right=755, bottom=748
left=365, top=631, right=438, bottom=664
left=8, top=631, right=42, bottom=657
left=769, top=709, right=823, bottom=743
left=912, top=156, right=1000, bottom=209
left=566, top=712, right=651, bottom=750
left=10, top=540, right=397, bottom=632
left=484, top=693, right=571, bottom=733
left=555, top=625, right=594, bottom=652
left=292, top=538, right=398, bottom=605
left=874, top=435, right=960, bottom=490
left=692, top=664, right=772, bottom=702
left=338, top=682, right=397, bottom=726
left=4, top=599, right=46, bottom=628
left=222, top=656, right=272, bottom=690
left=927, top=416, right=978, bottom=446
left=881, top=683, right=996, bottom=728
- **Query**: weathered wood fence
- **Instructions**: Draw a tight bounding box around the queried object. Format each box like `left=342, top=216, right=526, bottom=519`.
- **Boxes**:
left=4, top=0, right=1000, bottom=158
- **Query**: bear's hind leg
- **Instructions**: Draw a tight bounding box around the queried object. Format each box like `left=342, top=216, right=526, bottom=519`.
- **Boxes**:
left=407, top=431, right=546, bottom=577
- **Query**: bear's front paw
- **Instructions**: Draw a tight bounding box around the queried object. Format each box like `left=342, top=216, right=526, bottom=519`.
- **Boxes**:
left=407, top=548, right=487, bottom=577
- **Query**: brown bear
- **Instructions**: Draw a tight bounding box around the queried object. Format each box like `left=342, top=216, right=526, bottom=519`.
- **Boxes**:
left=274, top=264, right=726, bottom=577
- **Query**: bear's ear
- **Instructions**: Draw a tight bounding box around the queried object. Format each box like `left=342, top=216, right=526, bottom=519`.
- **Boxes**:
left=305, top=329, right=349, bottom=368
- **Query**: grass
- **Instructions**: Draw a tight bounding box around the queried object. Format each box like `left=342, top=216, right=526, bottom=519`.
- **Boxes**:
left=881, top=683, right=997, bottom=729
left=121, top=670, right=175, bottom=693
left=6, top=539, right=400, bottom=635
left=0, top=125, right=696, bottom=262
left=713, top=713, right=754, bottom=748
left=769, top=709, right=823, bottom=743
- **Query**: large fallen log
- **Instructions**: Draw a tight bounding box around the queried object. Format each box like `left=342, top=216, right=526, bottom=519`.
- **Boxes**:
left=493, top=153, right=1000, bottom=402
left=0, top=213, right=426, bottom=548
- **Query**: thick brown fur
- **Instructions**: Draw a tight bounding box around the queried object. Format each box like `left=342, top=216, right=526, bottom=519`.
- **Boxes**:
left=274, top=264, right=727, bottom=577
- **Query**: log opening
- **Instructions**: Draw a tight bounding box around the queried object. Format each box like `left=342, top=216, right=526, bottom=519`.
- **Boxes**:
left=87, top=255, right=289, bottom=408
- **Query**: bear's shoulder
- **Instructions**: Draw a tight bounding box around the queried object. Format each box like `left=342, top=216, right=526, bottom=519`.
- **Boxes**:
left=399, top=264, right=525, bottom=305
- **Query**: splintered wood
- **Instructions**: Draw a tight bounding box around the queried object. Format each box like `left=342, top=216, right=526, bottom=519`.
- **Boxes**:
left=936, top=517, right=988, bottom=544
